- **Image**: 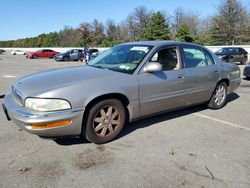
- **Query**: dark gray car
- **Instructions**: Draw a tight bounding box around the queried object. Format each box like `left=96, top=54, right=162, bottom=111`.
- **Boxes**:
left=54, top=49, right=84, bottom=61
left=2, top=41, right=241, bottom=144
left=215, top=47, right=248, bottom=64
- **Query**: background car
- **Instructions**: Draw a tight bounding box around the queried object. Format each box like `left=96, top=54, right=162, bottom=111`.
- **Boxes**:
left=82, top=48, right=99, bottom=62
left=54, top=49, right=84, bottom=61
left=3, top=41, right=241, bottom=144
left=0, top=49, right=6, bottom=54
left=215, top=47, right=248, bottom=64
left=243, top=62, right=250, bottom=79
left=26, top=49, right=59, bottom=59
left=10, top=49, right=26, bottom=55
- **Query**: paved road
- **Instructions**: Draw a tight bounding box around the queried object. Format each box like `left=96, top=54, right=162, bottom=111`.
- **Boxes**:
left=0, top=55, right=249, bottom=188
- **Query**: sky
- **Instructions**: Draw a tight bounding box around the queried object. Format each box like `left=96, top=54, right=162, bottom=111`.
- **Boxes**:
left=0, top=0, right=250, bottom=41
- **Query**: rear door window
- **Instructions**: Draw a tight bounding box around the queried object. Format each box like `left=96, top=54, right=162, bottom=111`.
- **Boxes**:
left=182, top=46, right=215, bottom=68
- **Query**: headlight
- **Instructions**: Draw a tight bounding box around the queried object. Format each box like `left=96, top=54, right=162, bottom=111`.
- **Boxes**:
left=25, top=98, right=71, bottom=112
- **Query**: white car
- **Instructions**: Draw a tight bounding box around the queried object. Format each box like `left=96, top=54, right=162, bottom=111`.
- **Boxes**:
left=11, top=50, right=26, bottom=55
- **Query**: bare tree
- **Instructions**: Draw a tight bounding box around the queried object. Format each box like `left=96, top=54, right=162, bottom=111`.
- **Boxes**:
left=125, top=6, right=152, bottom=41
left=171, top=8, right=200, bottom=35
left=91, top=19, right=105, bottom=46
left=78, top=22, right=92, bottom=47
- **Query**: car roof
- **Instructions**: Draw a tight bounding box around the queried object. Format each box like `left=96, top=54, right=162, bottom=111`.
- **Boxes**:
left=121, top=40, right=204, bottom=48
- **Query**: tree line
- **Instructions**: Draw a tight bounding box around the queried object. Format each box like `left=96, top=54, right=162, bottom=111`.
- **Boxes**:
left=1, top=0, right=250, bottom=48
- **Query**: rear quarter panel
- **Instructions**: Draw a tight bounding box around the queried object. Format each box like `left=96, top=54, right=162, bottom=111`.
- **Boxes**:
left=219, top=63, right=241, bottom=93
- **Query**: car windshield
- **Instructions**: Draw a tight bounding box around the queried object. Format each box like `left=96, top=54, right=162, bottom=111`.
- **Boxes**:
left=217, top=48, right=234, bottom=54
left=88, top=44, right=153, bottom=74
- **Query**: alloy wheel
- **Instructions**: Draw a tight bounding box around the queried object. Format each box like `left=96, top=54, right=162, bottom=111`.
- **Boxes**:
left=93, top=105, right=121, bottom=138
left=214, top=85, right=226, bottom=106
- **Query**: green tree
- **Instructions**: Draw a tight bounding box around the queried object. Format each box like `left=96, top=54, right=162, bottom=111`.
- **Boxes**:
left=175, top=23, right=194, bottom=42
left=140, top=11, right=171, bottom=40
left=208, top=0, right=249, bottom=45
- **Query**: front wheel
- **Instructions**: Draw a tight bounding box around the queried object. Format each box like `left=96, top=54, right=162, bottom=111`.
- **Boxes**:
left=84, top=99, right=126, bottom=144
left=208, top=82, right=228, bottom=109
left=63, top=57, right=69, bottom=61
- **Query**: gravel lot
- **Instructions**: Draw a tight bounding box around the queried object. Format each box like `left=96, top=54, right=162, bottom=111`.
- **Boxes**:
left=0, top=54, right=250, bottom=188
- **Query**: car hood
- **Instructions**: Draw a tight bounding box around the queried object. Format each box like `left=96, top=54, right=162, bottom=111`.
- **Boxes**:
left=13, top=65, right=120, bottom=98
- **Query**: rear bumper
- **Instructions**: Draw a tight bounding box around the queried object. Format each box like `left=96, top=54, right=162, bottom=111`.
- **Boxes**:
left=229, top=77, right=241, bottom=93
left=3, top=92, right=84, bottom=137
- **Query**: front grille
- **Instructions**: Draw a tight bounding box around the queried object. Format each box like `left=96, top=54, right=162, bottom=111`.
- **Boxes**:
left=11, top=86, right=24, bottom=106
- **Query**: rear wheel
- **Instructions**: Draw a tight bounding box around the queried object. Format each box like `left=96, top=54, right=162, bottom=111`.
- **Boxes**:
left=84, top=99, right=126, bottom=144
left=32, top=54, right=38, bottom=59
left=208, top=82, right=228, bottom=109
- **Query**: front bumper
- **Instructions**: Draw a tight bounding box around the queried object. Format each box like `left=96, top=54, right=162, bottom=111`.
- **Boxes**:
left=54, top=56, right=63, bottom=61
left=3, top=92, right=84, bottom=137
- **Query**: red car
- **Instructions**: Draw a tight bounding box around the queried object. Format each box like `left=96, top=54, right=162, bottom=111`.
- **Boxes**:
left=26, top=49, right=59, bottom=59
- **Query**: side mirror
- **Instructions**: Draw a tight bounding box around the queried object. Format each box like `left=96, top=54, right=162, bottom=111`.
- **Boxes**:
left=144, top=62, right=162, bottom=73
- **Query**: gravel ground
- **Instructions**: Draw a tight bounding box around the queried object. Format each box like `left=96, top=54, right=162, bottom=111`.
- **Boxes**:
left=0, top=54, right=249, bottom=188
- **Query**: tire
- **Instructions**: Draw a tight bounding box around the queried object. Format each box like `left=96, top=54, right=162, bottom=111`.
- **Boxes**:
left=63, top=57, right=69, bottom=61
left=208, top=82, right=228, bottom=109
left=32, top=54, right=38, bottom=59
left=13, top=53, right=16, bottom=55
left=84, top=99, right=126, bottom=144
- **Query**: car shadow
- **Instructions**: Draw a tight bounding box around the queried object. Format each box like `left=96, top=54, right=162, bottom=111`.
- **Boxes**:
left=54, top=136, right=90, bottom=145
left=0, top=94, right=5, bottom=99
left=243, top=77, right=250, bottom=81
left=227, top=92, right=239, bottom=103
left=54, top=92, right=239, bottom=146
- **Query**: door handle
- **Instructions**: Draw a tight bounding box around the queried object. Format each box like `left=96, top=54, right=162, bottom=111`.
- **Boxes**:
left=178, top=75, right=185, bottom=79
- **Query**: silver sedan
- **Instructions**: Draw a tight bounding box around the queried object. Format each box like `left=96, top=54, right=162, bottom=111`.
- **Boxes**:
left=3, top=41, right=241, bottom=144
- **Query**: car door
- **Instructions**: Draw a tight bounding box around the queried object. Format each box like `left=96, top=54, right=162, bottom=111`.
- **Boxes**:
left=69, top=50, right=79, bottom=60
left=181, top=45, right=220, bottom=104
left=239, top=48, right=247, bottom=62
left=48, top=50, right=55, bottom=58
left=232, top=48, right=241, bottom=62
left=138, top=46, right=188, bottom=117
left=41, top=50, right=48, bottom=58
